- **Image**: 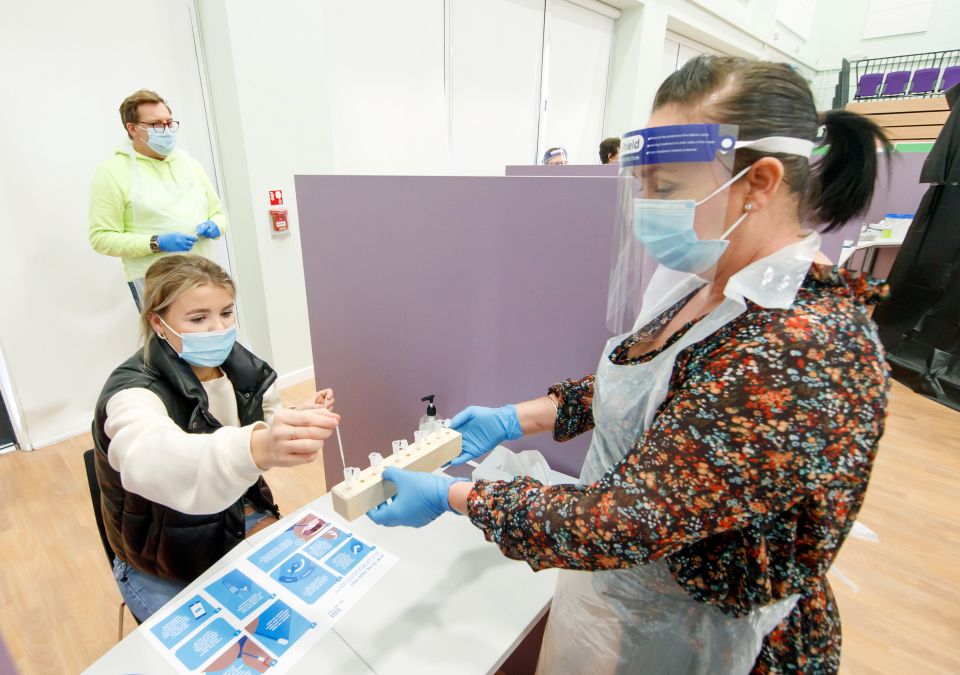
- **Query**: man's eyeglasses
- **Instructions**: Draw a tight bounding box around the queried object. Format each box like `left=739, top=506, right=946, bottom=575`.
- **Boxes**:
left=137, top=120, right=180, bottom=132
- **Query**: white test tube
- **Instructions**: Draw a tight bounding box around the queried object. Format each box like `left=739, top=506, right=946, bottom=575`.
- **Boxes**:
left=392, top=439, right=408, bottom=455
left=368, top=452, right=384, bottom=468
left=413, top=430, right=424, bottom=446
left=343, top=467, right=360, bottom=486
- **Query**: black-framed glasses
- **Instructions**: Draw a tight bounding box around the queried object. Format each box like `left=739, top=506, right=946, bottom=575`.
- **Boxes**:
left=137, top=120, right=180, bottom=132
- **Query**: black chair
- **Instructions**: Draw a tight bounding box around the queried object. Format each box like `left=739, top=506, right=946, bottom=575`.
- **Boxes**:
left=83, top=448, right=140, bottom=639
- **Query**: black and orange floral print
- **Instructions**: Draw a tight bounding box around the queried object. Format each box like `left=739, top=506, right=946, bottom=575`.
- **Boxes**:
left=467, top=265, right=890, bottom=673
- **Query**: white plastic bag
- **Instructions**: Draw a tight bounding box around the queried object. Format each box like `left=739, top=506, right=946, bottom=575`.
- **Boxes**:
left=471, top=446, right=552, bottom=485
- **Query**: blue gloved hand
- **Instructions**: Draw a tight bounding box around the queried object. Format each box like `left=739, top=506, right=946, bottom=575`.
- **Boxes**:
left=448, top=404, right=522, bottom=465
left=196, top=220, right=221, bottom=239
left=366, top=467, right=464, bottom=528
left=156, top=232, right=198, bottom=252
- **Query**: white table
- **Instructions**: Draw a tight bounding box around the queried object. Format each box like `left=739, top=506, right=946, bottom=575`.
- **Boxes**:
left=840, top=233, right=908, bottom=272
left=84, top=490, right=558, bottom=674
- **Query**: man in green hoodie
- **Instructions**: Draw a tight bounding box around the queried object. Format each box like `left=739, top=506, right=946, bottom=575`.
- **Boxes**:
left=89, top=89, right=228, bottom=310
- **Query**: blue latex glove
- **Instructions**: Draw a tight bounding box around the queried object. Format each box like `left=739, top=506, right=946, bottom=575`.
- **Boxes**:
left=195, top=220, right=221, bottom=239
left=448, top=404, right=522, bottom=465
left=367, top=467, right=464, bottom=528
left=156, top=232, right=198, bottom=252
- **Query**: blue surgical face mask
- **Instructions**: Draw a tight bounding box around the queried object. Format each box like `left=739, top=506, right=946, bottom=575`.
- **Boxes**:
left=159, top=318, right=237, bottom=368
left=143, top=127, right=177, bottom=156
left=633, top=165, right=751, bottom=274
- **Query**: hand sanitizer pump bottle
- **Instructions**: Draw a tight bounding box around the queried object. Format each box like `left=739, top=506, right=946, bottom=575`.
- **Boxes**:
left=419, top=394, right=437, bottom=434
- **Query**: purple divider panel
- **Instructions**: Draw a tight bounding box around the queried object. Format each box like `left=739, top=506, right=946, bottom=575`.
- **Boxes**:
left=813, top=151, right=927, bottom=260
left=295, top=175, right=619, bottom=483
left=505, top=164, right=619, bottom=177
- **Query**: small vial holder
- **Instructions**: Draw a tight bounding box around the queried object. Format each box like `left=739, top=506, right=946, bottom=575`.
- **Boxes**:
left=331, top=428, right=463, bottom=521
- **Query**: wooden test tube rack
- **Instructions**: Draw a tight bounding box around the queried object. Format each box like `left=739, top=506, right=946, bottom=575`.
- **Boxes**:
left=330, top=428, right=463, bottom=521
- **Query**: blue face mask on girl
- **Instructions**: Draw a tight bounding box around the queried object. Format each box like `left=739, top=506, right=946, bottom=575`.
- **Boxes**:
left=633, top=165, right=752, bottom=274
left=159, top=318, right=237, bottom=368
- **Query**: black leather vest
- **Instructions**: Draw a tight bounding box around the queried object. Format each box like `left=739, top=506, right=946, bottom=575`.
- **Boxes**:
left=92, top=337, right=279, bottom=582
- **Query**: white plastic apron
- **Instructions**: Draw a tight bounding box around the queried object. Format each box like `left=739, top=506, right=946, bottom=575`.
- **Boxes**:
left=124, top=143, right=210, bottom=281
left=537, top=234, right=821, bottom=674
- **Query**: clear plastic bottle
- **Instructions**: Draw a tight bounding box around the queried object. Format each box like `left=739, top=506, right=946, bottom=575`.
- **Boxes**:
left=419, top=394, right=437, bottom=434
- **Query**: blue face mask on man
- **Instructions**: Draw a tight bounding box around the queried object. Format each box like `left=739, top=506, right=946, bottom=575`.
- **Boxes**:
left=143, top=126, right=177, bottom=156
left=159, top=318, right=237, bottom=368
left=633, top=165, right=752, bottom=274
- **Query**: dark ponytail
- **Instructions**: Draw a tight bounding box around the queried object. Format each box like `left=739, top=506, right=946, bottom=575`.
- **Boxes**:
left=654, top=56, right=891, bottom=233
left=812, top=110, right=891, bottom=230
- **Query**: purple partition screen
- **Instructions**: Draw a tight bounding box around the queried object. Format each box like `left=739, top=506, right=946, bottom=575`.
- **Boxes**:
left=296, top=175, right=619, bottom=484
left=810, top=150, right=928, bottom=260
left=505, top=164, right=619, bottom=177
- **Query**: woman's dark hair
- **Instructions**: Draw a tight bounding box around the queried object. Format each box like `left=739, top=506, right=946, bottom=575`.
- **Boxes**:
left=653, top=56, right=891, bottom=231
left=599, top=136, right=621, bottom=164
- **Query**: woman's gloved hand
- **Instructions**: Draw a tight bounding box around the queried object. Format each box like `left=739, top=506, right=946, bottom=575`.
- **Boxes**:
left=366, top=467, right=465, bottom=527
left=449, top=404, right=522, bottom=465
left=195, top=220, right=221, bottom=238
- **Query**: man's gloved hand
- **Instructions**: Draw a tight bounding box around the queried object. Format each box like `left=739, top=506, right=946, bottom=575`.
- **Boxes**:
left=366, top=467, right=464, bottom=528
left=448, top=405, right=522, bottom=465
left=196, top=220, right=221, bottom=239
left=157, top=232, right=198, bottom=252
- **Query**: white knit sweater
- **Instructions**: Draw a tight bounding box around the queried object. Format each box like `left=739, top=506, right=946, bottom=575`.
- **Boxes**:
left=104, top=376, right=282, bottom=515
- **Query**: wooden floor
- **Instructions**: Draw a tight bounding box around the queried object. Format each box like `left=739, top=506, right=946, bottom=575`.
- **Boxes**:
left=0, top=379, right=958, bottom=674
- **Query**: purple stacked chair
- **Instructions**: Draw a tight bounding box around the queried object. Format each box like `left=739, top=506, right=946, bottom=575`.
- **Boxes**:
left=855, top=73, right=883, bottom=99
left=880, top=70, right=911, bottom=96
left=909, top=67, right=940, bottom=95
left=940, top=66, right=960, bottom=94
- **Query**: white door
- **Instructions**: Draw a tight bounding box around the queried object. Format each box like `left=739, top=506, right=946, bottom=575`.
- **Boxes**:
left=448, top=0, right=546, bottom=174
left=538, top=0, right=616, bottom=165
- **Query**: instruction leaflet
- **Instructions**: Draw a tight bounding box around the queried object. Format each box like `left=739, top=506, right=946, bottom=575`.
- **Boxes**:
left=141, top=509, right=396, bottom=674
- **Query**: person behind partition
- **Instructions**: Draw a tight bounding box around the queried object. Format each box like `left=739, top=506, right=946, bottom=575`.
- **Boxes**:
left=542, top=147, right=568, bottom=165
left=367, top=56, right=892, bottom=673
left=599, top=136, right=621, bottom=164
left=89, top=89, right=228, bottom=311
left=93, top=254, right=340, bottom=622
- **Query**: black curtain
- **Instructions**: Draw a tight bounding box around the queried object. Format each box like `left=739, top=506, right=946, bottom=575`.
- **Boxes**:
left=873, top=84, right=960, bottom=410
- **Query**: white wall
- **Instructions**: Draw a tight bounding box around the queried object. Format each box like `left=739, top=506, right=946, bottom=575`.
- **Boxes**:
left=0, top=0, right=220, bottom=447
left=603, top=0, right=825, bottom=139
left=810, top=0, right=960, bottom=66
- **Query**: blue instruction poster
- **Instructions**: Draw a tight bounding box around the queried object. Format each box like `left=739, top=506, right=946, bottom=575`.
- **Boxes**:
left=248, top=513, right=328, bottom=573
left=323, top=537, right=374, bottom=575
left=244, top=600, right=315, bottom=657
left=150, top=595, right=220, bottom=649
left=174, top=618, right=240, bottom=671
left=270, top=553, right=339, bottom=604
left=203, top=634, right=276, bottom=674
left=204, top=570, right=274, bottom=620
left=303, top=526, right=348, bottom=559
left=142, top=509, right=396, bottom=674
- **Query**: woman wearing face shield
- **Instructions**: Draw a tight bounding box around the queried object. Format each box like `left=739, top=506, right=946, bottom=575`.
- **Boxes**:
left=92, top=255, right=340, bottom=622
left=369, top=56, right=891, bottom=673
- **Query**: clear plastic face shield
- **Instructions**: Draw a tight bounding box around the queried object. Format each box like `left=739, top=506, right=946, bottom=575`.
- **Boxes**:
left=606, top=123, right=740, bottom=333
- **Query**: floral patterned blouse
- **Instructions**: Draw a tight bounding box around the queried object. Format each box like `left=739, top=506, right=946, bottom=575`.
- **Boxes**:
left=466, top=265, right=890, bottom=673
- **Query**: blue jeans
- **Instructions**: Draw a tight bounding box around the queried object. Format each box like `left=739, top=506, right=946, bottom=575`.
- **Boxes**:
left=113, top=503, right=275, bottom=622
